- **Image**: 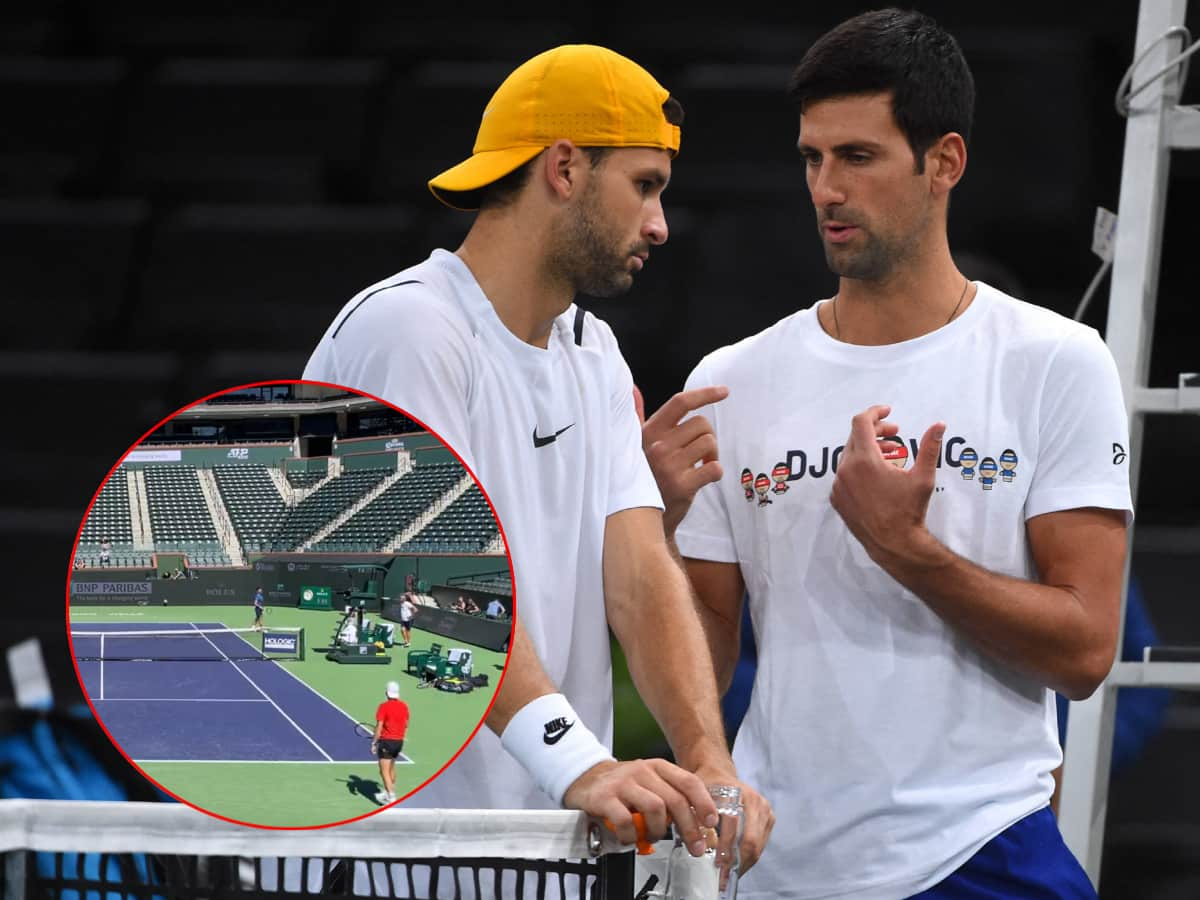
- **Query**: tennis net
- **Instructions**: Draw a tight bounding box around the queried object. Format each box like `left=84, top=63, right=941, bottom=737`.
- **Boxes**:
left=0, top=799, right=638, bottom=899
left=70, top=627, right=305, bottom=662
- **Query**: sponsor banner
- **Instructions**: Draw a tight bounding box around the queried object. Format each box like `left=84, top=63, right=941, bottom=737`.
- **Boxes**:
left=262, top=631, right=298, bottom=655
left=70, top=582, right=153, bottom=596
left=124, top=449, right=182, bottom=462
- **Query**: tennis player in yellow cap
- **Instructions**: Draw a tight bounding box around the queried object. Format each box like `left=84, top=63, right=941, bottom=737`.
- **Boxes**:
left=306, top=44, right=772, bottom=870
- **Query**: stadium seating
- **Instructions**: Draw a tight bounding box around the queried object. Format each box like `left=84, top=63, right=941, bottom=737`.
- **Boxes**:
left=285, top=469, right=327, bottom=489
left=0, top=199, right=149, bottom=351
left=113, top=58, right=384, bottom=204
left=313, top=461, right=464, bottom=552
left=212, top=464, right=287, bottom=554
left=0, top=57, right=128, bottom=199
left=130, top=203, right=424, bottom=352
left=400, top=484, right=497, bottom=554
left=76, top=470, right=135, bottom=566
left=448, top=572, right=513, bottom=597
left=142, top=465, right=228, bottom=564
left=271, top=467, right=392, bottom=551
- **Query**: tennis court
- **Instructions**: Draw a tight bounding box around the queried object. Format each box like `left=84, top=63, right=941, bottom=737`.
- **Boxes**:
left=67, top=606, right=506, bottom=827
left=73, top=623, right=392, bottom=764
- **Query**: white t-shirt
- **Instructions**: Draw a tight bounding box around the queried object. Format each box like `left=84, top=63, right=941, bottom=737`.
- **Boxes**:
left=399, top=600, right=415, bottom=623
left=304, top=249, right=662, bottom=811
left=675, top=283, right=1132, bottom=900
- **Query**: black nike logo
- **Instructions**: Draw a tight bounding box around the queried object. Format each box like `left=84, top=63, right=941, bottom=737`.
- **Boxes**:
left=532, top=423, right=574, bottom=448
left=543, top=716, right=575, bottom=745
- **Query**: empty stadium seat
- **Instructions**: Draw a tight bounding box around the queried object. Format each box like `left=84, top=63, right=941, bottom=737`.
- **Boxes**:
left=346, top=5, right=574, bottom=64
left=314, top=460, right=463, bottom=551
left=213, top=464, right=287, bottom=553
left=0, top=200, right=148, bottom=350
left=272, top=467, right=392, bottom=550
left=399, top=482, right=497, bottom=554
left=0, top=351, right=179, bottom=508
left=369, top=62, right=515, bottom=204
left=0, top=57, right=128, bottom=198
left=131, top=204, right=423, bottom=352
left=73, top=0, right=342, bottom=58
left=115, top=59, right=384, bottom=203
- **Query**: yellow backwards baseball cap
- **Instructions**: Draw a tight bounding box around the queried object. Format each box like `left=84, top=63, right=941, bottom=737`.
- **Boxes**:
left=428, top=44, right=681, bottom=211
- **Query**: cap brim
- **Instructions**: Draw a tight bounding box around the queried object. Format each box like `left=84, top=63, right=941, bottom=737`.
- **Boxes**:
left=428, top=145, right=546, bottom=211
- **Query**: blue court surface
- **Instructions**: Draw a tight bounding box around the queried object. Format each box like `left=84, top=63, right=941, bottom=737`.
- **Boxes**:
left=74, top=622, right=406, bottom=765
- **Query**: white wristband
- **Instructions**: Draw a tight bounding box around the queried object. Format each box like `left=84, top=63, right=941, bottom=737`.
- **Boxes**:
left=500, top=693, right=615, bottom=806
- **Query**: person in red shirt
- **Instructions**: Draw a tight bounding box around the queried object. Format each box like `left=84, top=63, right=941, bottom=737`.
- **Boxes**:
left=372, top=680, right=410, bottom=805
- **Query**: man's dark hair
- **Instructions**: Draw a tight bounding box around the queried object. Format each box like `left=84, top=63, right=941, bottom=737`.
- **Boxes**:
left=478, top=147, right=612, bottom=210
left=787, top=8, right=974, bottom=173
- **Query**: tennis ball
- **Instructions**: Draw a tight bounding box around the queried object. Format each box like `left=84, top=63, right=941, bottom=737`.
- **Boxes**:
left=163, top=598, right=169, bottom=606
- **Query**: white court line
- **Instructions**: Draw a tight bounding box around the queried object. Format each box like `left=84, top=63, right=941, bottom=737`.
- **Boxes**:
left=190, top=625, right=333, bottom=763
left=92, top=621, right=412, bottom=764
left=215, top=623, right=401, bottom=761
left=97, top=698, right=270, bottom=702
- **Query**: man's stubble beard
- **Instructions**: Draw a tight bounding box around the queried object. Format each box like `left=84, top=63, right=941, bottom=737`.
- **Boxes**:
left=550, top=183, right=639, bottom=299
left=822, top=201, right=930, bottom=283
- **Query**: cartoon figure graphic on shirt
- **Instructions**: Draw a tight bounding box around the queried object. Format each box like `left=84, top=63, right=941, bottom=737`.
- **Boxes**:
left=999, top=448, right=1019, bottom=483
left=754, top=473, right=772, bottom=506
left=959, top=447, right=978, bottom=480
left=771, top=462, right=790, bottom=494
left=741, top=468, right=755, bottom=501
left=879, top=436, right=909, bottom=469
left=979, top=457, right=998, bottom=490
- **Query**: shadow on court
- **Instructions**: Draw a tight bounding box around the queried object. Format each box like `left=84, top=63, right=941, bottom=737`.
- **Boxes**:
left=341, top=773, right=383, bottom=803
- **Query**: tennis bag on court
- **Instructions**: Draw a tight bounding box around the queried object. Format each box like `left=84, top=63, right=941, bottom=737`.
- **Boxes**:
left=470, top=674, right=489, bottom=688
left=434, top=676, right=473, bottom=693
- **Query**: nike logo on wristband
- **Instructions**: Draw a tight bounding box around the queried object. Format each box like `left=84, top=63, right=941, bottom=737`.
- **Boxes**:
left=532, top=423, right=574, bottom=448
left=543, top=716, right=575, bottom=745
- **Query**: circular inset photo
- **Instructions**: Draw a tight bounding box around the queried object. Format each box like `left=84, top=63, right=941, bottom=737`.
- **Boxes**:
left=65, top=380, right=513, bottom=828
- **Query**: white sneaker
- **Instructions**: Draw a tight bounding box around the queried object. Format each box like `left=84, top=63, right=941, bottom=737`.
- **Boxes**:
left=374, top=791, right=388, bottom=805
left=387, top=792, right=396, bottom=802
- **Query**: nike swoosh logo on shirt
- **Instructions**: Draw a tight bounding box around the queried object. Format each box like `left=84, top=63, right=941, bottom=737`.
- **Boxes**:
left=532, top=423, right=575, bottom=448
left=543, top=720, right=575, bottom=745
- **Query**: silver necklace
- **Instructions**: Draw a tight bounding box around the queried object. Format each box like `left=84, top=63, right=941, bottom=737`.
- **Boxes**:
left=832, top=277, right=970, bottom=340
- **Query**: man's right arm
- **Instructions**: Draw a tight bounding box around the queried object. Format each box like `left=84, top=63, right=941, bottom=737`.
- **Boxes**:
left=487, top=616, right=720, bottom=855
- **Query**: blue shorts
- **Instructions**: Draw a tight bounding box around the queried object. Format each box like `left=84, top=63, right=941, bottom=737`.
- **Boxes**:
left=911, top=806, right=1096, bottom=899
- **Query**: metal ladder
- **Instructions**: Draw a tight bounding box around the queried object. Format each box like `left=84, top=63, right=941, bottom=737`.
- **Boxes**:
left=1058, top=0, right=1200, bottom=887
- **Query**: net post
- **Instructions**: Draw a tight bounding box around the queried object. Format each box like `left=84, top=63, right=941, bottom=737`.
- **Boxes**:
left=598, top=849, right=636, bottom=900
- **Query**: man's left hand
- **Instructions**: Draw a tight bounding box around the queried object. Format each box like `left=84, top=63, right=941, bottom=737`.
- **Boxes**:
left=690, top=762, right=774, bottom=874
left=829, top=404, right=945, bottom=565
left=636, top=384, right=730, bottom=539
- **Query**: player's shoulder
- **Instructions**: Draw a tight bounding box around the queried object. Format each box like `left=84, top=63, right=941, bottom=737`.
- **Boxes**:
left=977, top=281, right=1107, bottom=355
left=325, top=250, right=473, bottom=344
left=557, top=304, right=620, bottom=356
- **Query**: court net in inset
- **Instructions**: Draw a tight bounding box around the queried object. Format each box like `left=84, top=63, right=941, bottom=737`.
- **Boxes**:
left=70, top=626, right=306, bottom=662
left=0, top=800, right=637, bottom=899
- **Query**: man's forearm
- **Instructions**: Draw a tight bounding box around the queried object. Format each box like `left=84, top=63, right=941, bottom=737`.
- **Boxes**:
left=484, top=617, right=558, bottom=735
left=875, top=529, right=1117, bottom=700
left=614, top=544, right=730, bottom=772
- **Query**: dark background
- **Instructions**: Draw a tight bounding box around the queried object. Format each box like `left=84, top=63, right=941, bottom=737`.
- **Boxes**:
left=2, top=2, right=1197, bottom=894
